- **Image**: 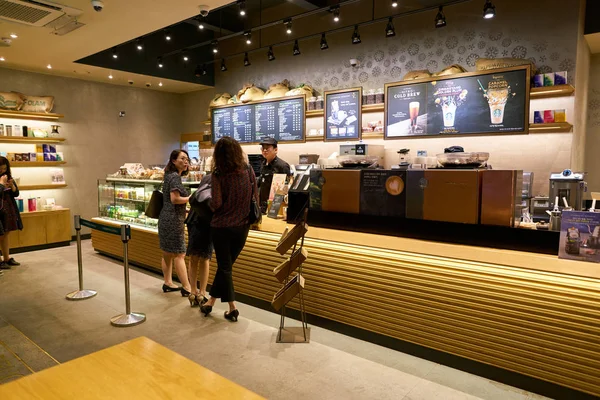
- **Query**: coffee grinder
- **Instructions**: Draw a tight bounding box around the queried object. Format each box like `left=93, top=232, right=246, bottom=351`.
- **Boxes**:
left=549, top=169, right=587, bottom=211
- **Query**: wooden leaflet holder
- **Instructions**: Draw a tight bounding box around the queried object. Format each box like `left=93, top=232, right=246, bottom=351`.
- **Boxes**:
left=271, top=209, right=310, bottom=343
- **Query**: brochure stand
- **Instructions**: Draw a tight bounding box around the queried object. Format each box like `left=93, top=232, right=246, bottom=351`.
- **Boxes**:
left=272, top=209, right=310, bottom=343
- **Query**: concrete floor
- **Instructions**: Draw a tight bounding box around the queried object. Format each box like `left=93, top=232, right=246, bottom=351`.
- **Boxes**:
left=0, top=241, right=549, bottom=400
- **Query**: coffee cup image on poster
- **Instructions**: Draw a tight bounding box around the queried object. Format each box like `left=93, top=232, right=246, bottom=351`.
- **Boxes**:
left=386, top=84, right=429, bottom=137
left=325, top=90, right=361, bottom=140
left=427, top=69, right=527, bottom=135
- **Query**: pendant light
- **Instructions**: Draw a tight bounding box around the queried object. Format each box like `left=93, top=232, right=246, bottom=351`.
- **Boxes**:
left=483, top=0, right=496, bottom=19
left=435, top=6, right=446, bottom=28
left=293, top=40, right=301, bottom=56
left=221, top=59, right=227, bottom=71
left=157, top=57, right=163, bottom=68
left=320, top=33, right=329, bottom=50
left=267, top=46, right=276, bottom=61
left=332, top=6, right=340, bottom=22
left=244, top=52, right=251, bottom=66
left=386, top=17, right=396, bottom=37
left=238, top=0, right=246, bottom=16
left=352, top=25, right=361, bottom=44
left=245, top=31, right=252, bottom=45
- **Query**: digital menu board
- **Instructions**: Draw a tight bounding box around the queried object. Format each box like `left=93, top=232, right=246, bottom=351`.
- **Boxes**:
left=385, top=65, right=530, bottom=138
left=212, top=96, right=305, bottom=144
left=324, top=88, right=362, bottom=141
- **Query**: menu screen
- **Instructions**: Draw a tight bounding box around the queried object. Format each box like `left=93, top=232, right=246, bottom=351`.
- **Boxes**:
left=213, top=96, right=305, bottom=143
left=385, top=66, right=529, bottom=138
left=325, top=88, right=362, bottom=141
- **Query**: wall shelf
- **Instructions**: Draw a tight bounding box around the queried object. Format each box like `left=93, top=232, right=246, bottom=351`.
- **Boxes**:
left=12, top=161, right=66, bottom=167
left=0, top=109, right=64, bottom=121
left=529, top=122, right=573, bottom=133
left=0, top=136, right=65, bottom=144
left=530, top=85, right=575, bottom=99
left=306, top=103, right=384, bottom=119
left=20, top=184, right=67, bottom=190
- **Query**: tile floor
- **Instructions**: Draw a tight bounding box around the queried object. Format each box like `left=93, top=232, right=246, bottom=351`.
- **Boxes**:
left=0, top=242, right=550, bottom=399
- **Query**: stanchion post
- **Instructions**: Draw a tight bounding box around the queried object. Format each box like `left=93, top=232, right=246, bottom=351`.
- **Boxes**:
left=66, top=215, right=98, bottom=301
left=110, top=224, right=146, bottom=327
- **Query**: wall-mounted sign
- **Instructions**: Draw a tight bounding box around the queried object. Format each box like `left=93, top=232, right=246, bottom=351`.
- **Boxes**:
left=324, top=87, right=362, bottom=141
left=384, top=65, right=530, bottom=139
left=211, top=96, right=305, bottom=144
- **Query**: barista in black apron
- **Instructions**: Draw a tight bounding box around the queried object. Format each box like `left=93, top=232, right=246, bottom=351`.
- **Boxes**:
left=258, top=138, right=292, bottom=214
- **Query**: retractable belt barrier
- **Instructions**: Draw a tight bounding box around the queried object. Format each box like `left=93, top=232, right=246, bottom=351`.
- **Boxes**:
left=66, top=216, right=146, bottom=327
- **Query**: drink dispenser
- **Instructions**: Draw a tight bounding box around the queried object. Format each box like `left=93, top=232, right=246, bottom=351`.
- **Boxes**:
left=548, top=169, right=586, bottom=211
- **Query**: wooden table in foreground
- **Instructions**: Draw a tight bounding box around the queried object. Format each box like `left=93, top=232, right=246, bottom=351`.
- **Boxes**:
left=0, top=336, right=264, bottom=400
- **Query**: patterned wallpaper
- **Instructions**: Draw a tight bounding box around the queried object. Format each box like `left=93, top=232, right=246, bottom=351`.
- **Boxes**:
left=214, top=0, right=579, bottom=96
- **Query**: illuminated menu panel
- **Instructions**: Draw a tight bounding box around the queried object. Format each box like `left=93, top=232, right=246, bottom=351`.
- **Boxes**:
left=232, top=104, right=254, bottom=143
left=212, top=108, right=233, bottom=142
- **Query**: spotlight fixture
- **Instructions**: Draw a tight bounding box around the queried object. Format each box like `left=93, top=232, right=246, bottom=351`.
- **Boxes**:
left=245, top=31, right=252, bottom=45
left=267, top=46, right=275, bottom=61
left=483, top=0, right=496, bottom=19
left=352, top=25, right=361, bottom=44
left=320, top=33, right=329, bottom=50
left=9, top=33, right=17, bottom=39
left=157, top=57, right=164, bottom=68
left=221, top=59, right=227, bottom=72
left=111, top=47, right=118, bottom=59
left=244, top=52, right=251, bottom=67
left=46, top=64, right=52, bottom=69
left=159, top=82, right=163, bottom=87
left=164, top=30, right=171, bottom=41
left=284, top=19, right=292, bottom=34
left=435, top=6, right=446, bottom=28
left=136, top=39, right=143, bottom=50
left=202, top=65, right=207, bottom=75
left=293, top=39, right=300, bottom=56
left=212, top=40, right=219, bottom=54
left=182, top=51, right=189, bottom=62
left=386, top=17, right=396, bottom=37
left=391, top=0, right=398, bottom=7
left=197, top=18, right=205, bottom=29
left=332, top=6, right=340, bottom=22
left=238, top=0, right=246, bottom=16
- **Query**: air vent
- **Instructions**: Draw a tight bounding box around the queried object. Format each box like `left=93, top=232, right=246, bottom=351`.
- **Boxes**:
left=0, top=0, right=65, bottom=27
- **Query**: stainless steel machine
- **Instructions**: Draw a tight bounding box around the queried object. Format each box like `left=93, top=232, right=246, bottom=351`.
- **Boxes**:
left=549, top=169, right=587, bottom=210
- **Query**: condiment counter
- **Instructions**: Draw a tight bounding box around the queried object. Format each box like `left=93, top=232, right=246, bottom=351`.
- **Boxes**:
left=90, top=216, right=600, bottom=397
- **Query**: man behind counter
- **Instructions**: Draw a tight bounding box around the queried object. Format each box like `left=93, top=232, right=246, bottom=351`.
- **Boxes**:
left=258, top=137, right=292, bottom=214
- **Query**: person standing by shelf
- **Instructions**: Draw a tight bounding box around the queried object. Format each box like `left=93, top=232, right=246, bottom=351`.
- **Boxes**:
left=258, top=138, right=292, bottom=214
left=158, top=150, right=192, bottom=296
left=0, top=156, right=22, bottom=272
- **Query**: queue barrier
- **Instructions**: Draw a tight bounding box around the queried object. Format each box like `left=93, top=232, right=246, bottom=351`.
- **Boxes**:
left=66, top=215, right=146, bottom=327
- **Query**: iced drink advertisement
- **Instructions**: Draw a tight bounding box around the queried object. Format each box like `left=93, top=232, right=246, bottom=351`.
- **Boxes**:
left=385, top=66, right=529, bottom=138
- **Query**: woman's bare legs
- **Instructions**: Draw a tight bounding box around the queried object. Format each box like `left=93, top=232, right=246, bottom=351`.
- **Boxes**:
left=161, top=253, right=178, bottom=287
left=173, top=253, right=191, bottom=292
left=197, top=257, right=210, bottom=297
left=0, top=232, right=10, bottom=262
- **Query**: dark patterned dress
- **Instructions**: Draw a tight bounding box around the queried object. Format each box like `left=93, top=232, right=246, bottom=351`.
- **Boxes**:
left=0, top=187, right=20, bottom=235
left=158, top=171, right=189, bottom=253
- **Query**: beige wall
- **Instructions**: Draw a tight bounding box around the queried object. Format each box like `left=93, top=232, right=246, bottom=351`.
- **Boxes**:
left=0, top=67, right=184, bottom=234
left=586, top=54, right=600, bottom=193
left=181, top=89, right=216, bottom=134
left=572, top=0, right=591, bottom=172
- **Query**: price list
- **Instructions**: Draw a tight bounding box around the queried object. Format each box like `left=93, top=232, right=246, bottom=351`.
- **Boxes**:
left=277, top=98, right=304, bottom=142
left=212, top=108, right=233, bottom=141
left=255, top=102, right=278, bottom=142
left=232, top=104, right=254, bottom=143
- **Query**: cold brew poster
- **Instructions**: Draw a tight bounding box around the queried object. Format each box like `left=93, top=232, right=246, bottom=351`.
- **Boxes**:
left=325, top=88, right=362, bottom=141
left=386, top=84, right=429, bottom=137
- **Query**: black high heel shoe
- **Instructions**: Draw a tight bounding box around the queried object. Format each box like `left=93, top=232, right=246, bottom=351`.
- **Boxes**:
left=200, top=304, right=212, bottom=317
left=199, top=295, right=209, bottom=306
left=224, top=309, right=239, bottom=322
left=162, top=284, right=181, bottom=293
left=188, top=294, right=199, bottom=307
left=181, top=288, right=191, bottom=297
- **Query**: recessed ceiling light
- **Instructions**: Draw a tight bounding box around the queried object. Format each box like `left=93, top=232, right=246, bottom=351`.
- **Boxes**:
left=159, top=82, right=163, bottom=87
left=10, top=33, right=17, bottom=39
left=108, top=74, right=113, bottom=79
left=47, top=64, right=52, bottom=69
left=391, top=1, right=398, bottom=7
left=183, top=55, right=189, bottom=62
left=136, top=39, right=143, bottom=50
left=0, top=57, right=5, bottom=61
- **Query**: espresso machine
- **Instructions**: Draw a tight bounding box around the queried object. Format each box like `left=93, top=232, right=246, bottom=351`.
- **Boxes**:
left=549, top=169, right=587, bottom=210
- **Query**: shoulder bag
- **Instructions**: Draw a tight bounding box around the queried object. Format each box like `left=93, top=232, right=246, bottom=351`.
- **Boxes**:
left=145, top=183, right=163, bottom=219
left=248, top=168, right=261, bottom=225
left=189, top=174, right=213, bottom=222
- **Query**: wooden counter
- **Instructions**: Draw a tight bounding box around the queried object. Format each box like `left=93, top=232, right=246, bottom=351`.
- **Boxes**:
left=0, top=336, right=263, bottom=399
left=10, top=208, right=71, bottom=251
left=91, top=217, right=600, bottom=397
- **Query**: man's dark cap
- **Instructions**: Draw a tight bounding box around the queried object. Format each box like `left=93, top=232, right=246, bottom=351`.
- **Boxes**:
left=260, top=137, right=278, bottom=146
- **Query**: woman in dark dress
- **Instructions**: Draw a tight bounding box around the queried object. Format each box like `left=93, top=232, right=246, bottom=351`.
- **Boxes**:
left=200, top=137, right=258, bottom=322
left=158, top=150, right=192, bottom=296
left=0, top=157, right=23, bottom=271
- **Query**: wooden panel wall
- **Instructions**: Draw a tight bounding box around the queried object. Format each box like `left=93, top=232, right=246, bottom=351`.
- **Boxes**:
left=91, top=221, right=600, bottom=396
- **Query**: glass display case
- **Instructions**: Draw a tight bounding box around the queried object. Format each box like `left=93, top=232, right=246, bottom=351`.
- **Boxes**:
left=97, top=177, right=200, bottom=229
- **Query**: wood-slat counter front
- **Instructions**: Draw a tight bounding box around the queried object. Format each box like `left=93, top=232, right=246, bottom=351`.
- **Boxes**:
left=90, top=217, right=600, bottom=397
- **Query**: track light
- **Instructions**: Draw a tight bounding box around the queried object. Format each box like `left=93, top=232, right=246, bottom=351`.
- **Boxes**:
left=391, top=0, right=398, bottom=7
left=112, top=47, right=118, bottom=59
left=47, top=64, right=52, bottom=69
left=182, top=52, right=189, bottom=62
left=386, top=17, right=396, bottom=37
left=332, top=6, right=340, bottom=22
left=244, top=52, right=251, bottom=67
left=198, top=19, right=205, bottom=29
left=212, top=41, right=219, bottom=54
left=285, top=19, right=292, bottom=34
left=352, top=25, right=361, bottom=44
left=435, top=6, right=446, bottom=28
left=267, top=46, right=275, bottom=61
left=483, top=0, right=496, bottom=19
left=238, top=0, right=246, bottom=16
left=245, top=31, right=252, bottom=45
left=0, top=57, right=4, bottom=61
left=157, top=57, right=163, bottom=68
left=136, top=39, right=143, bottom=50
left=164, top=30, right=171, bottom=41
left=221, top=59, right=227, bottom=72
left=320, top=33, right=329, bottom=50
left=9, top=33, right=17, bottom=39
left=293, top=40, right=300, bottom=56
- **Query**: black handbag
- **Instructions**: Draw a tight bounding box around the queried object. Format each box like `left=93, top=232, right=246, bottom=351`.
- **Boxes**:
left=145, top=187, right=163, bottom=219
left=248, top=168, right=261, bottom=224
left=189, top=175, right=213, bottom=222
